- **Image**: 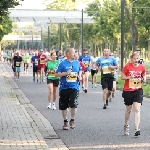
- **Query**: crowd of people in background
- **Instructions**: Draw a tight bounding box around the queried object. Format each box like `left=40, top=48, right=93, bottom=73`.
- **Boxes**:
left=0, top=47, right=146, bottom=136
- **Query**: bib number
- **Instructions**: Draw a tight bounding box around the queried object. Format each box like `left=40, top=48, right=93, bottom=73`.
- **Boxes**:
left=16, top=62, right=20, bottom=67
left=129, top=78, right=142, bottom=89
left=66, top=72, right=77, bottom=82
left=35, top=59, right=38, bottom=66
left=40, top=59, right=45, bottom=64
left=48, top=71, right=55, bottom=77
left=102, top=66, right=111, bottom=74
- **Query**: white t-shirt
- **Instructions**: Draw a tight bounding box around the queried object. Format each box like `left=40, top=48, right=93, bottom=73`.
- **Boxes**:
left=44, top=51, right=50, bottom=57
left=115, top=57, right=120, bottom=63
left=91, top=56, right=98, bottom=70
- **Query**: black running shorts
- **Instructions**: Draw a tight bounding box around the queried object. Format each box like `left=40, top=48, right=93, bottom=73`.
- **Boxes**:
left=59, top=89, right=79, bottom=110
left=101, top=77, right=114, bottom=91
left=122, top=88, right=143, bottom=106
left=33, top=67, right=38, bottom=72
left=24, top=63, right=29, bottom=69
left=47, top=79, right=59, bottom=87
left=91, top=69, right=98, bottom=76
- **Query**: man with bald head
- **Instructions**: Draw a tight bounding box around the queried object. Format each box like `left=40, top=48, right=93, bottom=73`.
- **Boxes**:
left=55, top=48, right=82, bottom=130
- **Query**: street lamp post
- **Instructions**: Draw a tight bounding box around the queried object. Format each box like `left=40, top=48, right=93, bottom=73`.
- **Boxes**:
left=121, top=0, right=125, bottom=70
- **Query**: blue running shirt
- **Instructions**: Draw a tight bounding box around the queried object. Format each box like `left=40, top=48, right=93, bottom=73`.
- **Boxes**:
left=31, top=56, right=38, bottom=68
left=96, top=56, right=117, bottom=77
left=56, top=59, right=82, bottom=91
left=79, top=55, right=91, bottom=71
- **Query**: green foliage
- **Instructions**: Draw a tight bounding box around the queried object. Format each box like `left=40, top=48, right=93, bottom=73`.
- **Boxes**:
left=0, top=0, right=23, bottom=22
left=0, top=16, right=12, bottom=41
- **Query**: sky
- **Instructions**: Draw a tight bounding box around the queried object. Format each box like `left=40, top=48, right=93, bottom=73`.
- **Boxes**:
left=15, top=0, right=46, bottom=9
left=14, top=0, right=95, bottom=27
left=15, top=0, right=95, bottom=10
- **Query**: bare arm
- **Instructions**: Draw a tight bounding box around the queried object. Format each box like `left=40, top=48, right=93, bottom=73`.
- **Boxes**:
left=121, top=72, right=131, bottom=80
left=55, top=69, right=72, bottom=77
left=142, top=73, right=146, bottom=83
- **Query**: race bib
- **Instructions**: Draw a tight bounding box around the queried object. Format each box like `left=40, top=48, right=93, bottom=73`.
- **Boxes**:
left=16, top=62, right=20, bottom=67
left=102, top=66, right=111, bottom=74
left=35, top=59, right=38, bottom=66
left=83, top=61, right=89, bottom=68
left=66, top=72, right=77, bottom=82
left=129, top=78, right=142, bottom=89
left=40, top=59, right=45, bottom=64
left=48, top=71, right=55, bottom=77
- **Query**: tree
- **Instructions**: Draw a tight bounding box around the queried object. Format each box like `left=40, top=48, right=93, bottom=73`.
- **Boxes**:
left=124, top=0, right=150, bottom=51
left=0, top=16, right=12, bottom=41
left=0, top=0, right=23, bottom=23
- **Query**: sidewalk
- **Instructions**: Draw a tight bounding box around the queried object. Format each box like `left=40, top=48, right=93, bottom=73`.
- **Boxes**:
left=0, top=63, right=68, bottom=150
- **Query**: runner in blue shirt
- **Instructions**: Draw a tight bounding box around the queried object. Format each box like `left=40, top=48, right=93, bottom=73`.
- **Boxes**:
left=31, top=51, right=38, bottom=82
left=96, top=49, right=118, bottom=109
left=79, top=49, right=91, bottom=93
left=55, top=48, right=82, bottom=130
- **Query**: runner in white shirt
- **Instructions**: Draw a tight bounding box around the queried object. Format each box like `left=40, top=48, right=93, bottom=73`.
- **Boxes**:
left=90, top=52, right=99, bottom=88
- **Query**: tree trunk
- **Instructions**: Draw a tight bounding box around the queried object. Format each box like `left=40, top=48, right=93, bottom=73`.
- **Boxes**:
left=124, top=0, right=139, bottom=51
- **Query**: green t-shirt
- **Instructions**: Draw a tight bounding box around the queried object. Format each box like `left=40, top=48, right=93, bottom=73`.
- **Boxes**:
left=23, top=54, right=30, bottom=63
left=47, top=60, right=59, bottom=80
left=7, top=52, right=12, bottom=58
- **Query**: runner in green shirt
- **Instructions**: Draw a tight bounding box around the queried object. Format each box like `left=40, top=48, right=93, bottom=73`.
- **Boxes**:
left=23, top=52, right=30, bottom=74
left=45, top=51, right=59, bottom=110
left=7, top=51, right=12, bottom=67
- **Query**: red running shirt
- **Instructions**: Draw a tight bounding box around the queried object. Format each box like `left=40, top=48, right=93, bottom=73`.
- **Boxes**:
left=79, top=61, right=85, bottom=71
left=122, top=63, right=146, bottom=91
left=38, top=54, right=47, bottom=69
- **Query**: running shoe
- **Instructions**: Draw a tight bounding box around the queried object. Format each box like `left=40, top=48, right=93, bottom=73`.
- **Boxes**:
left=52, top=103, right=56, bottom=110
left=103, top=104, right=107, bottom=109
left=63, top=120, right=69, bottom=130
left=134, top=129, right=140, bottom=136
left=69, top=120, right=75, bottom=129
left=124, top=125, right=129, bottom=135
left=92, top=84, right=94, bottom=88
left=47, top=103, right=51, bottom=109
left=94, top=84, right=97, bottom=88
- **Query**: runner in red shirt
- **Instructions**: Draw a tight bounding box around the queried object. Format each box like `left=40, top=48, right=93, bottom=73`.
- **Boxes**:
left=38, top=49, right=47, bottom=82
left=121, top=52, right=146, bottom=136
left=74, top=51, right=85, bottom=83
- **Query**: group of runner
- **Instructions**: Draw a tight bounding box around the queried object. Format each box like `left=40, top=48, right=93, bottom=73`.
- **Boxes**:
left=4, top=48, right=146, bottom=136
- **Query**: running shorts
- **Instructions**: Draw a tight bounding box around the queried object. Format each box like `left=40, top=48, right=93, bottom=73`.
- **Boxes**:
left=59, top=89, right=79, bottom=110
left=14, top=67, right=21, bottom=72
left=91, top=69, right=98, bottom=76
left=47, top=79, right=59, bottom=87
left=101, top=77, right=114, bottom=91
left=33, top=67, right=38, bottom=72
left=122, top=88, right=143, bottom=106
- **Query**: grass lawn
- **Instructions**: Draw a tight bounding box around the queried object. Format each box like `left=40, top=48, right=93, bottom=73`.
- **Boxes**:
left=89, top=73, right=150, bottom=97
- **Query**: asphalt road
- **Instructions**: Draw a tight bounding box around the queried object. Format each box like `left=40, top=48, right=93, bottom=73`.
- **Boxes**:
left=4, top=63, right=150, bottom=150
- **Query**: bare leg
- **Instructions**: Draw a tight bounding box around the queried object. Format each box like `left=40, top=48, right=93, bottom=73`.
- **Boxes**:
left=133, top=102, right=141, bottom=130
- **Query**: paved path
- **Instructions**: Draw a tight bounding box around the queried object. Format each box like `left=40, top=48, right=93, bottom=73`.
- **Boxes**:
left=0, top=63, right=68, bottom=150
left=2, top=62, right=150, bottom=150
